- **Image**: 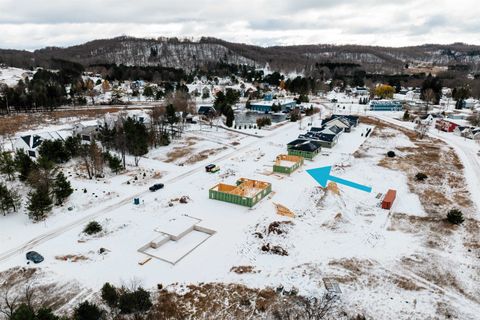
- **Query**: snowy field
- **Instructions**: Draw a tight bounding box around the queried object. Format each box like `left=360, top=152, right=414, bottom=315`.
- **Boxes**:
left=1, top=110, right=480, bottom=319
left=0, top=67, right=31, bottom=87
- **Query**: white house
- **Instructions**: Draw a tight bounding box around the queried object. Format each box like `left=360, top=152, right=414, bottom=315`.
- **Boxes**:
left=13, top=131, right=69, bottom=158
left=414, top=114, right=435, bottom=125
left=72, top=120, right=101, bottom=143
left=323, top=117, right=352, bottom=132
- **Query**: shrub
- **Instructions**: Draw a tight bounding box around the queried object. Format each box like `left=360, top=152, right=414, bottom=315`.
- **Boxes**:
left=118, top=287, right=153, bottom=314
left=415, top=172, right=428, bottom=181
left=256, top=117, right=272, bottom=128
left=73, top=301, right=105, bottom=320
left=290, top=112, right=300, bottom=122
left=387, top=151, right=396, bottom=158
left=84, top=221, right=103, bottom=235
left=447, top=209, right=464, bottom=225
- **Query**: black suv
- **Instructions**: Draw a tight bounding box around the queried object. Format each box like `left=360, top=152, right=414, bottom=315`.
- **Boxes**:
left=149, top=183, right=164, bottom=192
left=26, top=251, right=44, bottom=264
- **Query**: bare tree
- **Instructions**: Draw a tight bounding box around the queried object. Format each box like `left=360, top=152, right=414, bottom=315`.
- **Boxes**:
left=272, top=294, right=338, bottom=320
left=0, top=285, right=19, bottom=320
left=415, top=122, right=429, bottom=139
left=165, top=91, right=195, bottom=133
left=423, top=88, right=435, bottom=114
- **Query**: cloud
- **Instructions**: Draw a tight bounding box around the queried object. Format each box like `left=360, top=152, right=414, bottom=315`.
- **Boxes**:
left=0, top=0, right=478, bottom=50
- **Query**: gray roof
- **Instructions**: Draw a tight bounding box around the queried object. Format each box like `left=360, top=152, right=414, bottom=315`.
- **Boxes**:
left=288, top=139, right=322, bottom=152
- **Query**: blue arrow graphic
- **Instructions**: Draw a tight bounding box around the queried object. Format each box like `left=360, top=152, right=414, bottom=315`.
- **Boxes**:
left=306, top=166, right=372, bottom=193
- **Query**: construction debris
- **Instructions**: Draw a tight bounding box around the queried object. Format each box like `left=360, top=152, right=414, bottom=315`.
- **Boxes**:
left=326, top=182, right=340, bottom=195
left=138, top=257, right=152, bottom=266
left=273, top=202, right=295, bottom=218
left=55, top=254, right=89, bottom=262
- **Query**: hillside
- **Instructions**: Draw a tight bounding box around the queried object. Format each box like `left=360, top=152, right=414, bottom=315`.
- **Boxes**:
left=1, top=36, right=480, bottom=73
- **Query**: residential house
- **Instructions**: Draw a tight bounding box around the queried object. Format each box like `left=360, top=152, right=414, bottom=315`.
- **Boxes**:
left=323, top=117, right=352, bottom=132
left=354, top=87, right=369, bottom=96
left=299, top=132, right=339, bottom=148
left=287, top=139, right=322, bottom=160
left=198, top=105, right=216, bottom=116
left=332, top=115, right=359, bottom=128
left=414, top=114, right=434, bottom=125
left=435, top=119, right=458, bottom=132
left=72, top=120, right=102, bottom=143
left=370, top=100, right=403, bottom=111
left=453, top=126, right=471, bottom=137
left=13, top=131, right=68, bottom=158
left=321, top=125, right=343, bottom=136
left=249, top=97, right=296, bottom=113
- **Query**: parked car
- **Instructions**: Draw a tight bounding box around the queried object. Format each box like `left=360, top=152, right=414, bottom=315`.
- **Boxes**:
left=26, top=251, right=44, bottom=264
left=149, top=183, right=164, bottom=192
left=205, top=164, right=216, bottom=172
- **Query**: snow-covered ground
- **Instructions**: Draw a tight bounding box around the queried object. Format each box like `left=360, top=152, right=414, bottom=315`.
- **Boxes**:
left=1, top=108, right=480, bottom=318
left=372, top=112, right=480, bottom=211
left=0, top=67, right=31, bottom=86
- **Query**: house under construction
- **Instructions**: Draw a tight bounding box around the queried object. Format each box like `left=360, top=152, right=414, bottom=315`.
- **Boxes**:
left=273, top=154, right=304, bottom=174
left=209, top=178, right=272, bottom=207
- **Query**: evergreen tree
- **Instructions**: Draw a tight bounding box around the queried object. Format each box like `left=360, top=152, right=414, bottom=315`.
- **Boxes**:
left=64, top=135, right=82, bottom=157
left=118, top=287, right=152, bottom=315
left=0, top=182, right=21, bottom=215
left=403, top=110, right=410, bottom=121
left=101, top=283, right=119, bottom=310
left=452, top=86, right=471, bottom=110
left=107, top=154, right=123, bottom=174
left=123, top=117, right=149, bottom=166
left=73, top=301, right=105, bottom=320
left=83, top=221, right=102, bottom=235
left=38, top=139, right=70, bottom=163
left=35, top=307, right=60, bottom=320
left=27, top=187, right=53, bottom=221
left=0, top=151, right=16, bottom=180
left=15, top=151, right=36, bottom=181
left=143, top=85, right=155, bottom=100
left=420, top=74, right=442, bottom=105
left=447, top=209, right=464, bottom=225
left=10, top=303, right=59, bottom=320
left=53, top=172, right=73, bottom=205
left=225, top=106, right=234, bottom=128
left=11, top=303, right=36, bottom=320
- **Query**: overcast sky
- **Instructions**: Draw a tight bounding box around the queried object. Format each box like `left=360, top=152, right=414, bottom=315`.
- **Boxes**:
left=0, top=0, right=478, bottom=50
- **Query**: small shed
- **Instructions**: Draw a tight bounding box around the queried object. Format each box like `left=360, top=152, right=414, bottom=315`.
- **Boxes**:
left=381, top=189, right=397, bottom=210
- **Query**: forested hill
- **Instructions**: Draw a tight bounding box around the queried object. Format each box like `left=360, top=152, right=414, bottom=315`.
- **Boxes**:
left=1, top=36, right=480, bottom=73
